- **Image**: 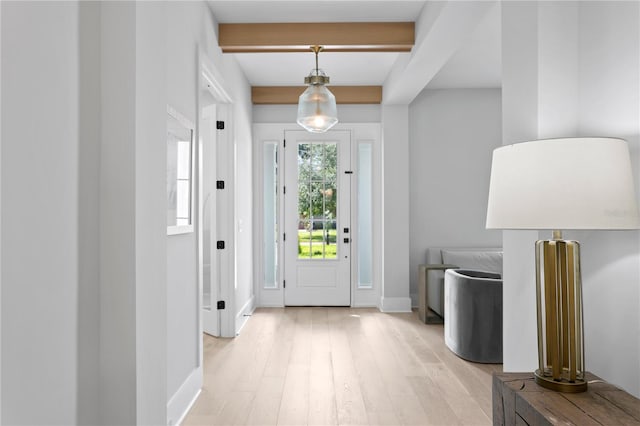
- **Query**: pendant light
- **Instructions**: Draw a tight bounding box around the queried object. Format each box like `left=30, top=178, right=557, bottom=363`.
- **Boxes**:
left=296, top=46, right=338, bottom=133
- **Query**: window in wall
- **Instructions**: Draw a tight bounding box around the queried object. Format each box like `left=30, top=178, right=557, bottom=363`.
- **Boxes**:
left=167, top=107, right=195, bottom=235
left=263, top=142, right=279, bottom=288
left=358, top=143, right=373, bottom=288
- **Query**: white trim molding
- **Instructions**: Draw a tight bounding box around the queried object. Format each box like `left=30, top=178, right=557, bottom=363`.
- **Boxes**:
left=166, top=367, right=202, bottom=426
left=352, top=289, right=379, bottom=308
left=379, top=296, right=412, bottom=313
left=235, top=295, right=256, bottom=335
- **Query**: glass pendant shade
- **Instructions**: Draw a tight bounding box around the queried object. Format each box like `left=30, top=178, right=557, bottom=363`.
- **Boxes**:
left=297, top=64, right=338, bottom=133
left=297, top=84, right=338, bottom=133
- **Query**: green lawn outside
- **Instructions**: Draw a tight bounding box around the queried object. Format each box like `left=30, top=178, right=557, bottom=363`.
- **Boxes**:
left=298, top=229, right=337, bottom=259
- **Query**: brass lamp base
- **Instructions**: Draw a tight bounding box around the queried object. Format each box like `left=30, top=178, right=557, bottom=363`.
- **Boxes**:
left=535, top=230, right=587, bottom=393
left=534, top=369, right=587, bottom=393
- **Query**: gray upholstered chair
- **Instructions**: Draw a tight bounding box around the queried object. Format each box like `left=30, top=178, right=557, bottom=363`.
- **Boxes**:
left=424, top=247, right=502, bottom=318
left=444, top=269, right=503, bottom=363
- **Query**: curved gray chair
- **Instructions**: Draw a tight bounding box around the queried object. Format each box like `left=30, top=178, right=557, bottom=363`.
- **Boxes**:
left=425, top=248, right=502, bottom=319
left=444, top=269, right=503, bottom=363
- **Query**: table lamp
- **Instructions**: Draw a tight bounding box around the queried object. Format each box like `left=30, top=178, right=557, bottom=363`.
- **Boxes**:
left=486, top=137, right=640, bottom=392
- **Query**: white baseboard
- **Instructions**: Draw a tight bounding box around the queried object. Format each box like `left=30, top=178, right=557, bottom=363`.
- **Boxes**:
left=353, top=288, right=379, bottom=307
left=352, top=301, right=379, bottom=308
left=379, top=296, right=412, bottom=313
left=258, top=302, right=285, bottom=308
left=167, top=367, right=202, bottom=426
left=235, top=295, right=255, bottom=335
left=258, top=288, right=284, bottom=308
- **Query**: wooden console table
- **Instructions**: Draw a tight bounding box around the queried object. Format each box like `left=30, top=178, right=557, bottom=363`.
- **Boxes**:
left=493, top=372, right=640, bottom=425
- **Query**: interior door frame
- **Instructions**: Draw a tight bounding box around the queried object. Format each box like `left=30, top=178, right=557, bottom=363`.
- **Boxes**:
left=199, top=103, right=219, bottom=336
left=253, top=123, right=382, bottom=309
left=196, top=47, right=235, bottom=352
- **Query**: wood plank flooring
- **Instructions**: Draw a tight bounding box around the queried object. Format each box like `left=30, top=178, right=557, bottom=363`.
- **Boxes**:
left=183, top=307, right=502, bottom=426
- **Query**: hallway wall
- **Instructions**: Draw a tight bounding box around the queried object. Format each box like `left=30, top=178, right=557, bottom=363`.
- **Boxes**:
left=164, top=2, right=253, bottom=423
left=501, top=0, right=640, bottom=397
left=0, top=2, right=254, bottom=424
left=165, top=1, right=208, bottom=404
left=1, top=3, right=81, bottom=423
left=408, top=88, right=503, bottom=306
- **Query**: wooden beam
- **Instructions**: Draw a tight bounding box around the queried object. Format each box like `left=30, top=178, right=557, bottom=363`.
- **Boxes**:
left=219, top=22, right=414, bottom=53
left=252, top=86, right=382, bottom=104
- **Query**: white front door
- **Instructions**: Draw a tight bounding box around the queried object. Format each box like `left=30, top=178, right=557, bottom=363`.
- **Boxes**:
left=283, top=130, right=351, bottom=306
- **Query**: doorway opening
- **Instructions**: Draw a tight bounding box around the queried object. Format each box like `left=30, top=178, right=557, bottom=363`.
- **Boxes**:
left=254, top=123, right=381, bottom=309
left=197, top=51, right=234, bottom=341
left=283, top=130, right=351, bottom=306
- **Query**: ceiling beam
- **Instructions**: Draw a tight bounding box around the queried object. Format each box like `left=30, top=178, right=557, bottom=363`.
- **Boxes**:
left=252, top=86, right=382, bottom=104
left=219, top=22, right=414, bottom=53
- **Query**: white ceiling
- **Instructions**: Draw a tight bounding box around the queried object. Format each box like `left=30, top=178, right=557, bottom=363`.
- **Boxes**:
left=427, top=2, right=501, bottom=89
left=206, top=1, right=426, bottom=23
left=234, top=52, right=404, bottom=86
left=206, top=0, right=501, bottom=91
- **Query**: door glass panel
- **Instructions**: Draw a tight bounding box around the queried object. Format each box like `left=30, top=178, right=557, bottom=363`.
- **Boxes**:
left=311, top=144, right=324, bottom=181
left=298, top=142, right=338, bottom=259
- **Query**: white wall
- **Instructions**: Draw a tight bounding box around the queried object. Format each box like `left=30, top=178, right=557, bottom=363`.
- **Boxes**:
left=135, top=3, right=169, bottom=423
left=100, top=2, right=170, bottom=424
left=2, top=3, right=80, bottom=424
left=99, top=3, right=138, bottom=423
left=78, top=2, right=101, bottom=423
left=574, top=1, right=640, bottom=397
left=0, top=3, right=3, bottom=421
left=2, top=3, right=169, bottom=423
left=500, top=1, right=540, bottom=375
left=0, top=1, right=254, bottom=423
left=224, top=54, right=254, bottom=326
left=380, top=105, right=412, bottom=312
left=408, top=88, right=502, bottom=306
left=165, top=2, right=203, bottom=403
left=502, top=1, right=640, bottom=397
left=164, top=1, right=254, bottom=419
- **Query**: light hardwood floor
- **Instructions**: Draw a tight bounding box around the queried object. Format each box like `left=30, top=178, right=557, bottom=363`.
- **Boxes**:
left=183, top=307, right=502, bottom=426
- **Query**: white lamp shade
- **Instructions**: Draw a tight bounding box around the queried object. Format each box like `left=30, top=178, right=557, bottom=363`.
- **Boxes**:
left=296, top=84, right=338, bottom=133
left=486, top=137, right=640, bottom=230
